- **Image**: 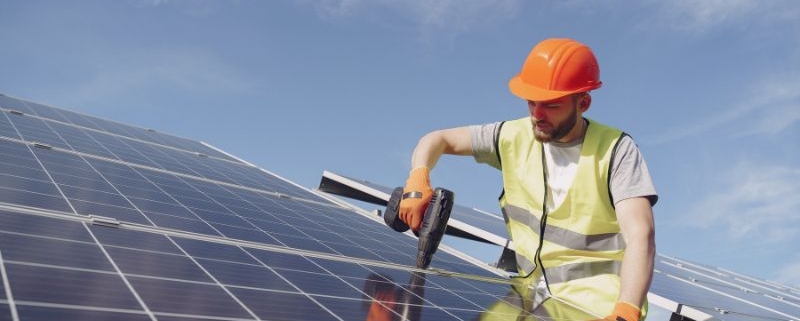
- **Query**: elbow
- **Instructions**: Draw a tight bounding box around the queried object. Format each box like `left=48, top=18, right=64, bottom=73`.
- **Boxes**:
left=420, top=127, right=472, bottom=156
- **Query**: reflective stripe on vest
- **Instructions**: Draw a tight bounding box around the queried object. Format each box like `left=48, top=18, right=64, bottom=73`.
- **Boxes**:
left=503, top=204, right=625, bottom=252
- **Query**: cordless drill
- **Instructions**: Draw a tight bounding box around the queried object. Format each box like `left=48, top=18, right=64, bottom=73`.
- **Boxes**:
left=383, top=187, right=454, bottom=269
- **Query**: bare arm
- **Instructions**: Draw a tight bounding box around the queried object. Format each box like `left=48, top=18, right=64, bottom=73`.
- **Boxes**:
left=410, top=127, right=473, bottom=169
left=615, top=196, right=655, bottom=308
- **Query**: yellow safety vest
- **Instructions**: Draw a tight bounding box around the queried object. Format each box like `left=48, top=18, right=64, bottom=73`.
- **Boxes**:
left=497, top=117, right=645, bottom=317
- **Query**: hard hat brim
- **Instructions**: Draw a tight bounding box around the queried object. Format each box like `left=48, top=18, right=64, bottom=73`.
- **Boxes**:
left=508, top=75, right=601, bottom=102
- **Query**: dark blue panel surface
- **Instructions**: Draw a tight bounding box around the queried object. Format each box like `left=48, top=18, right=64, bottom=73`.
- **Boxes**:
left=277, top=269, right=365, bottom=298
left=6, top=264, right=142, bottom=309
left=48, top=121, right=117, bottom=159
left=0, top=161, right=52, bottom=183
left=0, top=188, right=72, bottom=213
left=90, top=226, right=183, bottom=254
left=107, top=246, right=212, bottom=282
left=229, top=288, right=338, bottom=321
left=128, top=276, right=252, bottom=319
left=146, top=212, right=221, bottom=235
left=0, top=112, right=21, bottom=138
left=247, top=248, right=327, bottom=273
left=196, top=209, right=252, bottom=227
left=172, top=237, right=255, bottom=263
left=196, top=258, right=296, bottom=292
left=0, top=211, right=89, bottom=241
left=7, top=116, right=70, bottom=150
left=210, top=224, right=282, bottom=245
left=0, top=232, right=113, bottom=271
left=0, top=305, right=9, bottom=321
left=16, top=306, right=151, bottom=321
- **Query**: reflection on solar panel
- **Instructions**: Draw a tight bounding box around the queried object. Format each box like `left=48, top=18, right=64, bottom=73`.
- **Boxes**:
left=0, top=94, right=603, bottom=320
left=1, top=93, right=798, bottom=321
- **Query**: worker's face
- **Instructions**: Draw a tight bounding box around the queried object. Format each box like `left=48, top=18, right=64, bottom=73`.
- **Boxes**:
left=527, top=94, right=582, bottom=143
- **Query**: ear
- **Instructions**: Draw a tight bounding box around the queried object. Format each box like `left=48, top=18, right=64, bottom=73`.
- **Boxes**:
left=579, top=93, right=592, bottom=112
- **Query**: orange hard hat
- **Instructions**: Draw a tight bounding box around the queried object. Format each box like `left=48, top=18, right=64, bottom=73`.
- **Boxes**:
left=509, top=38, right=602, bottom=101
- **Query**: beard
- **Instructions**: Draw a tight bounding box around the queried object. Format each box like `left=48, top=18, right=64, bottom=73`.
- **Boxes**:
left=531, top=106, right=579, bottom=143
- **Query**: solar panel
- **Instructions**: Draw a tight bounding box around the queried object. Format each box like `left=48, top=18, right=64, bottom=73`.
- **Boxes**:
left=3, top=93, right=797, bottom=321
left=0, top=94, right=607, bottom=320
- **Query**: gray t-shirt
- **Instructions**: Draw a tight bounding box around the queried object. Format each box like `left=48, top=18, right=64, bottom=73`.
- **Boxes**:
left=470, top=121, right=658, bottom=206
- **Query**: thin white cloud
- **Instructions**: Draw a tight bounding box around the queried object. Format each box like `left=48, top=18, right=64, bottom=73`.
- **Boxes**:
left=64, top=48, right=253, bottom=108
left=683, top=161, right=800, bottom=243
left=646, top=76, right=800, bottom=145
left=648, top=0, right=799, bottom=33
left=131, top=0, right=221, bottom=16
left=300, top=0, right=522, bottom=33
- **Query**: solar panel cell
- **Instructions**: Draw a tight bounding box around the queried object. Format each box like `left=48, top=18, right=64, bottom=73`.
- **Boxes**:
left=228, top=288, right=338, bottom=321
left=0, top=184, right=72, bottom=213
left=0, top=114, right=21, bottom=138
left=106, top=247, right=213, bottom=282
left=0, top=210, right=88, bottom=241
left=195, top=258, right=296, bottom=291
left=172, top=238, right=257, bottom=264
left=147, top=212, right=221, bottom=235
left=90, top=226, right=182, bottom=254
left=16, top=306, right=151, bottom=321
left=0, top=233, right=114, bottom=271
left=126, top=276, right=252, bottom=319
left=196, top=211, right=257, bottom=228
left=7, top=264, right=142, bottom=310
left=211, top=224, right=282, bottom=246
left=247, top=249, right=326, bottom=273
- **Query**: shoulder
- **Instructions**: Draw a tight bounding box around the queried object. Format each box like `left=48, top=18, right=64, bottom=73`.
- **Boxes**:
left=613, top=134, right=642, bottom=158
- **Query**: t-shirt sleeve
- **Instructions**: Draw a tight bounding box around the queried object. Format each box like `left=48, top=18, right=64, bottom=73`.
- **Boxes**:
left=469, top=122, right=503, bottom=170
left=610, top=135, right=659, bottom=206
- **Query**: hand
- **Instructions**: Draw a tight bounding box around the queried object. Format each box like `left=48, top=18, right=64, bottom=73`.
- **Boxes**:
left=598, top=301, right=640, bottom=321
left=398, top=167, right=433, bottom=231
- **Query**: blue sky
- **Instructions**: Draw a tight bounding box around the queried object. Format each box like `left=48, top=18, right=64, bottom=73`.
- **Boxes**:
left=2, top=0, right=799, bottom=287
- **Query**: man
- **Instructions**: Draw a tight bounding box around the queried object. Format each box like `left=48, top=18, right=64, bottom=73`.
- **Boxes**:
left=397, top=38, right=657, bottom=321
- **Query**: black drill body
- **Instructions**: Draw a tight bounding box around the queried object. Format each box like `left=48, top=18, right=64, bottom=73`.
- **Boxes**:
left=384, top=187, right=454, bottom=269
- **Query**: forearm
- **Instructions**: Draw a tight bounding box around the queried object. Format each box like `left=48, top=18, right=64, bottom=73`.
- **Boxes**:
left=614, top=197, right=656, bottom=308
left=618, top=234, right=655, bottom=306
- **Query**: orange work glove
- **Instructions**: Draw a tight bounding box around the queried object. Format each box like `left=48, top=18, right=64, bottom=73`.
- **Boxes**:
left=603, top=301, right=641, bottom=321
left=398, top=167, right=433, bottom=231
